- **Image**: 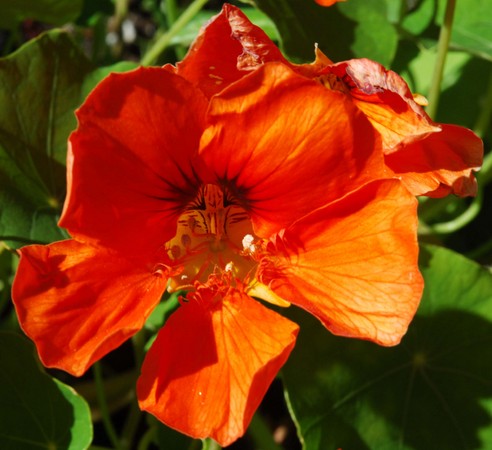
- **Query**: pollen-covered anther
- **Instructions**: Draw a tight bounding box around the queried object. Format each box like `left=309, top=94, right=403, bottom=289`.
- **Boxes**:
left=242, top=234, right=257, bottom=255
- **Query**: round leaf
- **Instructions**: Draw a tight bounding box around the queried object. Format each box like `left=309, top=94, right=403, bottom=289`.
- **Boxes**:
left=282, top=244, right=492, bottom=449
left=0, top=332, right=92, bottom=449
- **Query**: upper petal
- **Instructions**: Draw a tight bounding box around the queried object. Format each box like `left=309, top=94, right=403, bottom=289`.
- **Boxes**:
left=60, top=67, right=209, bottom=255
left=12, top=240, right=167, bottom=376
left=258, top=179, right=423, bottom=346
left=325, top=59, right=440, bottom=151
left=172, top=4, right=287, bottom=97
left=137, top=286, right=298, bottom=446
left=385, top=124, right=483, bottom=197
left=200, top=63, right=384, bottom=237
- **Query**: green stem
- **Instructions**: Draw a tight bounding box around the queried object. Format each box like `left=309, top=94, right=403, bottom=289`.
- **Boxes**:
left=427, top=189, right=482, bottom=234
left=201, top=438, right=221, bottom=450
left=426, top=0, right=456, bottom=119
left=93, top=362, right=123, bottom=450
left=141, top=0, right=208, bottom=66
left=474, top=68, right=492, bottom=138
left=121, top=397, right=142, bottom=450
left=137, top=427, right=156, bottom=450
left=115, top=0, right=129, bottom=23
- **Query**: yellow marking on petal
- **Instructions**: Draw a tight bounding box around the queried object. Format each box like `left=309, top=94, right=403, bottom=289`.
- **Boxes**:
left=248, top=282, right=291, bottom=308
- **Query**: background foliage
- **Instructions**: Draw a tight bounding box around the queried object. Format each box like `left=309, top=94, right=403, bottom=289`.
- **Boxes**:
left=0, top=0, right=491, bottom=449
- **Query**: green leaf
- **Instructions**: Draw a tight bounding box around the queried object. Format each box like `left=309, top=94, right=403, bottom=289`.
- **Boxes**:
left=338, top=0, right=399, bottom=66
left=0, top=0, right=83, bottom=29
left=0, top=30, right=93, bottom=246
left=253, top=0, right=398, bottom=65
left=80, top=61, right=139, bottom=102
left=0, top=331, right=93, bottom=449
left=251, top=0, right=357, bottom=63
left=282, top=244, right=492, bottom=450
left=169, top=8, right=279, bottom=49
left=446, top=0, right=492, bottom=61
left=401, top=0, right=437, bottom=36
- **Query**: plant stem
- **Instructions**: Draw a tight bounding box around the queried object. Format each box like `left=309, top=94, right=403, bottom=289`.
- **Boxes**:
left=115, top=0, right=129, bottom=24
left=201, top=438, right=221, bottom=450
left=426, top=0, right=456, bottom=119
left=93, top=362, right=123, bottom=450
left=427, top=189, right=482, bottom=234
left=141, top=0, right=208, bottom=66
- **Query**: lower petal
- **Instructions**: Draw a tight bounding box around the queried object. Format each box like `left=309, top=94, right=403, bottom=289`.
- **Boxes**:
left=137, top=288, right=298, bottom=446
left=259, top=179, right=423, bottom=346
left=12, top=240, right=167, bottom=376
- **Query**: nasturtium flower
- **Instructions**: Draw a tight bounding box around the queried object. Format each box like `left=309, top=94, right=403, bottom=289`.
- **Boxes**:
left=13, top=43, right=423, bottom=448
left=177, top=4, right=483, bottom=198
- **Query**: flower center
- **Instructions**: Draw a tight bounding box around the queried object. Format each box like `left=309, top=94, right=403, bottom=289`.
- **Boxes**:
left=166, top=184, right=257, bottom=291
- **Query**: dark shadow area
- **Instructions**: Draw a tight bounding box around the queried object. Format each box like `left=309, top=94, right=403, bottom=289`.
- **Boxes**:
left=0, top=331, right=78, bottom=450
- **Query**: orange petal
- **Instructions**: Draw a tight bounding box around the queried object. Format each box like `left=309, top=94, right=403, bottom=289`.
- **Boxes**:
left=259, top=179, right=423, bottom=346
left=326, top=59, right=440, bottom=151
left=200, top=63, right=384, bottom=237
left=173, top=4, right=287, bottom=97
left=60, top=68, right=209, bottom=255
left=12, top=240, right=167, bottom=376
left=137, top=287, right=298, bottom=446
left=385, top=124, right=483, bottom=197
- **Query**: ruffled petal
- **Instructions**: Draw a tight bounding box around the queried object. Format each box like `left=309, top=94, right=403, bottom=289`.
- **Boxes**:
left=60, top=68, right=209, bottom=255
left=12, top=240, right=167, bottom=376
left=172, top=4, right=287, bottom=97
left=137, top=286, right=298, bottom=446
left=258, top=179, right=423, bottom=346
left=200, top=62, right=384, bottom=237
left=385, top=124, right=483, bottom=197
left=326, top=59, right=440, bottom=151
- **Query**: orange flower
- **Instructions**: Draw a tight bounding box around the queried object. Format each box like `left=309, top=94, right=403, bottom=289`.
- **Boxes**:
left=176, top=4, right=483, bottom=198
left=12, top=57, right=422, bottom=446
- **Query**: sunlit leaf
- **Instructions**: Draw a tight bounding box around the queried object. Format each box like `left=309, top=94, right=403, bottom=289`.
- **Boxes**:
left=170, top=8, right=279, bottom=48
left=282, top=244, right=492, bottom=449
left=445, top=0, right=492, bottom=61
left=0, top=331, right=92, bottom=449
left=0, top=0, right=83, bottom=29
left=337, top=0, right=399, bottom=66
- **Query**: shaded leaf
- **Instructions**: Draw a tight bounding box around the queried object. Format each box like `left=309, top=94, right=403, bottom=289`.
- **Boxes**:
left=0, top=30, right=93, bottom=246
left=251, top=0, right=357, bottom=63
left=253, top=0, right=398, bottom=65
left=0, top=331, right=92, bottom=449
left=282, top=244, right=492, bottom=449
left=0, top=0, right=83, bottom=29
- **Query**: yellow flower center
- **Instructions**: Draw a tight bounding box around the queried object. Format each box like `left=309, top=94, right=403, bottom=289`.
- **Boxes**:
left=166, top=184, right=257, bottom=291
